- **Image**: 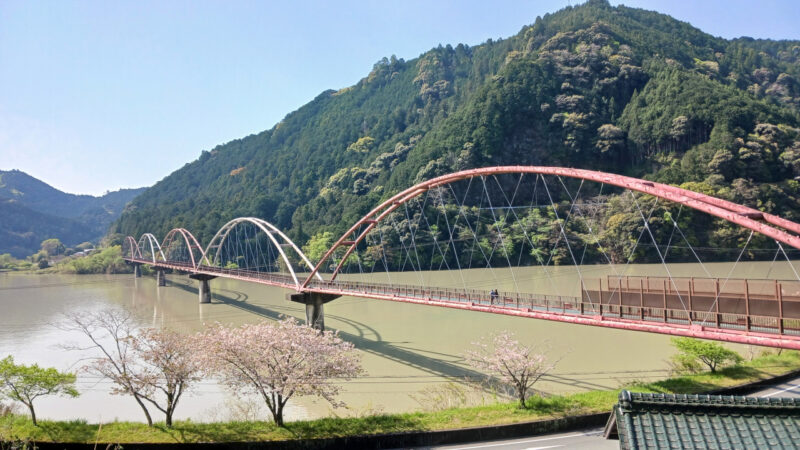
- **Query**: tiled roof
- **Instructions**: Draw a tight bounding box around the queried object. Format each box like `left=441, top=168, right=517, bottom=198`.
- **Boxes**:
left=613, top=390, right=800, bottom=449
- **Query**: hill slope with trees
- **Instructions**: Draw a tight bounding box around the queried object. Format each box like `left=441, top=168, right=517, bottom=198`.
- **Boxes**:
left=114, top=0, right=800, bottom=261
left=0, top=170, right=145, bottom=257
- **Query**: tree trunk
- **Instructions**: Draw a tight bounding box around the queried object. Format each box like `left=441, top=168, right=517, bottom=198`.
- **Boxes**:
left=133, top=393, right=153, bottom=426
left=166, top=394, right=174, bottom=428
left=274, top=405, right=284, bottom=427
left=26, top=402, right=37, bottom=426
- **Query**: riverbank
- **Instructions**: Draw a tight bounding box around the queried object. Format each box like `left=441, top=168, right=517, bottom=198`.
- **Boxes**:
left=0, top=246, right=134, bottom=275
left=2, top=350, right=798, bottom=444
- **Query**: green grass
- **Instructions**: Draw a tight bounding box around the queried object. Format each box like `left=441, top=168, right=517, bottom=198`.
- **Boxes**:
left=2, top=350, right=799, bottom=444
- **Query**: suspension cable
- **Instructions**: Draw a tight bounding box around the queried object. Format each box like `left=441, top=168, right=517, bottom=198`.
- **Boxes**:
left=541, top=175, right=590, bottom=303
left=481, top=175, right=520, bottom=294
left=629, top=190, right=691, bottom=319
left=700, top=230, right=754, bottom=327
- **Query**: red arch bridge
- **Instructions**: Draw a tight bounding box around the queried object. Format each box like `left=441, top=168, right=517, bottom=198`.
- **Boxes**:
left=122, top=166, right=800, bottom=349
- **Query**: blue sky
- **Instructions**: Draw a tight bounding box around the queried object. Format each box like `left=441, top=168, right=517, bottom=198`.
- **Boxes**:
left=1, top=1, right=799, bottom=195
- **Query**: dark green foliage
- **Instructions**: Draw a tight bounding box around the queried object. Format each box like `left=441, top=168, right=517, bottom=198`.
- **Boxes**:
left=0, top=199, right=95, bottom=258
left=0, top=170, right=145, bottom=257
left=114, top=0, right=800, bottom=261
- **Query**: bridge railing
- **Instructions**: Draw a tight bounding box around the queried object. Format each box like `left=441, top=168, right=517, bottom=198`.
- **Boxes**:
left=124, top=256, right=800, bottom=337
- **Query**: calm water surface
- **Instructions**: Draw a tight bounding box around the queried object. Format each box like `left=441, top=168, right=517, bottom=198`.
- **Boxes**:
left=1, top=260, right=797, bottom=423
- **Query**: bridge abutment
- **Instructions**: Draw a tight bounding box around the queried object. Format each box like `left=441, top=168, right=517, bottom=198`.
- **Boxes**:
left=156, top=269, right=166, bottom=286
left=288, top=292, right=340, bottom=331
left=189, top=274, right=216, bottom=304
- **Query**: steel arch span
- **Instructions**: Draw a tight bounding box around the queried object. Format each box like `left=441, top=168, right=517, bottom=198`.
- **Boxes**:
left=118, top=167, right=800, bottom=350
left=302, top=166, right=800, bottom=287
left=161, top=228, right=207, bottom=269
left=203, top=217, right=324, bottom=289
left=136, top=233, right=165, bottom=264
left=122, top=236, right=140, bottom=260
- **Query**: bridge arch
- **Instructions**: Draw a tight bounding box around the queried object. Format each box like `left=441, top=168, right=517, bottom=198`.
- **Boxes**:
left=122, top=236, right=141, bottom=260
left=203, top=217, right=324, bottom=290
left=136, top=233, right=165, bottom=264
left=302, top=166, right=800, bottom=288
left=161, top=228, right=207, bottom=269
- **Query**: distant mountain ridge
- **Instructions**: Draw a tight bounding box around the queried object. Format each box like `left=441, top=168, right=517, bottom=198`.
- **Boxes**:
left=0, top=170, right=145, bottom=257
left=113, top=0, right=800, bottom=256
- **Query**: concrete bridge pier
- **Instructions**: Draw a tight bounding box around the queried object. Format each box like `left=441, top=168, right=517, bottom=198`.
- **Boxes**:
left=156, top=269, right=166, bottom=287
left=133, top=263, right=142, bottom=278
left=288, top=292, right=341, bottom=331
left=189, top=274, right=217, bottom=304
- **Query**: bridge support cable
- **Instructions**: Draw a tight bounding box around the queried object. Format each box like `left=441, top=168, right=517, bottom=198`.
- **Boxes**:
left=434, top=186, right=468, bottom=293
left=575, top=182, right=605, bottom=267
left=388, top=207, right=425, bottom=286
left=418, top=192, right=451, bottom=273
left=404, top=200, right=428, bottom=286
left=554, top=177, right=618, bottom=272
left=541, top=175, right=591, bottom=305
left=480, top=176, right=520, bottom=295
left=666, top=209, right=713, bottom=279
left=516, top=175, right=562, bottom=300
left=698, top=230, right=755, bottom=328
left=601, top=194, right=663, bottom=307
left=540, top=176, right=584, bottom=269
left=660, top=204, right=682, bottom=261
left=551, top=176, right=623, bottom=277
left=444, top=181, right=502, bottom=289
left=629, top=191, right=692, bottom=320
left=764, top=245, right=782, bottom=279
left=777, top=242, right=800, bottom=282
left=378, top=227, right=398, bottom=286
left=490, top=174, right=559, bottom=297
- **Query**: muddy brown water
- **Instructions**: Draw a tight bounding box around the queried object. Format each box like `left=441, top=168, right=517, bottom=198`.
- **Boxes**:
left=1, top=260, right=797, bottom=423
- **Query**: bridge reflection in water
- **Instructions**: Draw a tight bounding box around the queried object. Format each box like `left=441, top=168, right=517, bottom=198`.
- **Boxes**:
left=122, top=166, right=800, bottom=350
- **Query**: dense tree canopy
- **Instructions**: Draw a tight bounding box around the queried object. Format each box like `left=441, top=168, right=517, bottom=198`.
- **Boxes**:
left=114, top=0, right=800, bottom=267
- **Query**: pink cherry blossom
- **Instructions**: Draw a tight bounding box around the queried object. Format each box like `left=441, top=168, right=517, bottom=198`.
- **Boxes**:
left=202, top=317, right=363, bottom=426
left=465, top=331, right=553, bottom=408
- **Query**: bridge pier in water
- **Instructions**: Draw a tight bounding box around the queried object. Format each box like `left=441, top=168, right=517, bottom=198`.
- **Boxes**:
left=288, top=292, right=341, bottom=331
left=156, top=269, right=166, bottom=287
left=189, top=274, right=216, bottom=304
left=132, top=263, right=142, bottom=278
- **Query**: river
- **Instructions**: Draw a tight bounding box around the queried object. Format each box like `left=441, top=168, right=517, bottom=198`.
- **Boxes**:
left=1, top=260, right=797, bottom=423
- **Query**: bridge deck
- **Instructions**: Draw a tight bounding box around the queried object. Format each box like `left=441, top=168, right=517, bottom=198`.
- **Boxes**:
left=126, top=258, right=800, bottom=350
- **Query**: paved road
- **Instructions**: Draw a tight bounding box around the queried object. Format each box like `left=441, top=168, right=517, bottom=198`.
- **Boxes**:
left=404, top=375, right=800, bottom=450
left=404, top=427, right=617, bottom=450
left=753, top=375, right=800, bottom=398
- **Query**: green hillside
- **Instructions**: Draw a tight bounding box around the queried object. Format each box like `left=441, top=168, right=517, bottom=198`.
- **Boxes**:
left=114, top=0, right=800, bottom=258
left=0, top=170, right=145, bottom=257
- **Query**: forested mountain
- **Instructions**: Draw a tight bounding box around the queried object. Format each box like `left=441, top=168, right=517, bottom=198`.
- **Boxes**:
left=0, top=170, right=145, bottom=257
left=114, top=0, right=800, bottom=264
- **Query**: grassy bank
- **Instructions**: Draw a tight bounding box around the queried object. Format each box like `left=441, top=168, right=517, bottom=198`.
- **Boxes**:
left=2, top=350, right=799, bottom=443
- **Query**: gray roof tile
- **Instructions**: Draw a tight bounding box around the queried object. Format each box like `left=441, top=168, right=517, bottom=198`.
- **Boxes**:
left=614, top=390, right=800, bottom=449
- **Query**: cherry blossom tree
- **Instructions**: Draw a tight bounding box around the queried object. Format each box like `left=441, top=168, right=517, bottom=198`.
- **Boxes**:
left=64, top=309, right=204, bottom=427
left=131, top=328, right=205, bottom=427
left=203, top=318, right=363, bottom=426
left=465, top=332, right=553, bottom=408
left=63, top=309, right=154, bottom=426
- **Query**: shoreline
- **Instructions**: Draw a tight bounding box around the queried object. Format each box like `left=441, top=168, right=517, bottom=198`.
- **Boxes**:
left=2, top=350, right=799, bottom=446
